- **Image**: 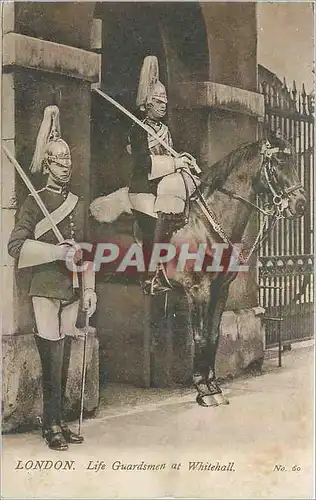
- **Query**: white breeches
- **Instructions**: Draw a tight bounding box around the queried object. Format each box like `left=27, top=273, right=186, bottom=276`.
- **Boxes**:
left=89, top=172, right=201, bottom=223
left=32, top=297, right=80, bottom=341
left=154, top=171, right=200, bottom=214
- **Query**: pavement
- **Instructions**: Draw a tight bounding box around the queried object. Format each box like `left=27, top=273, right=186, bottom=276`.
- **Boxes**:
left=1, top=342, right=315, bottom=500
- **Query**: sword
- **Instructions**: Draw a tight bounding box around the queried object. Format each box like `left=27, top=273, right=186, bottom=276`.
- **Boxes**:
left=91, top=83, right=201, bottom=175
left=2, top=144, right=79, bottom=287
left=3, top=144, right=65, bottom=242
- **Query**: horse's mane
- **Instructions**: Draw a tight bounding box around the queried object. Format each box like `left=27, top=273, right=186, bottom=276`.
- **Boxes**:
left=201, top=141, right=260, bottom=195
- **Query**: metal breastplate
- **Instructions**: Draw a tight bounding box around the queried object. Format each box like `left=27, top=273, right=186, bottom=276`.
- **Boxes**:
left=145, top=120, right=173, bottom=156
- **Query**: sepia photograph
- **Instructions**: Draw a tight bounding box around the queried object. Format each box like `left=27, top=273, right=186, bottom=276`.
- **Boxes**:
left=1, top=1, right=314, bottom=498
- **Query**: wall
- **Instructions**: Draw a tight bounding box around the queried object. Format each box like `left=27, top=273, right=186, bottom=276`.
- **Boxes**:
left=1, top=2, right=100, bottom=428
left=201, top=2, right=257, bottom=91
left=14, top=2, right=94, bottom=49
left=2, top=3, right=99, bottom=335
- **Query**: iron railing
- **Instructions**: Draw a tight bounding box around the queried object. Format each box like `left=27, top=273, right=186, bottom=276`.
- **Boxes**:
left=258, top=76, right=314, bottom=346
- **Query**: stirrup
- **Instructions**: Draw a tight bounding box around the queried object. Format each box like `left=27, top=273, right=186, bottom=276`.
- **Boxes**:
left=150, top=273, right=172, bottom=295
left=141, top=265, right=173, bottom=296
left=141, top=277, right=172, bottom=296
left=157, top=263, right=173, bottom=290
left=43, top=424, right=68, bottom=451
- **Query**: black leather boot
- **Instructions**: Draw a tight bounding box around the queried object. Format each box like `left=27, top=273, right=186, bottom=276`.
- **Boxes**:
left=143, top=213, right=174, bottom=295
left=60, top=336, right=84, bottom=444
left=35, top=335, right=68, bottom=451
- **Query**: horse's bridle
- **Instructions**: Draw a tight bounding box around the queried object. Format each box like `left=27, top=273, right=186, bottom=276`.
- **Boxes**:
left=184, top=139, right=303, bottom=263
left=215, top=140, right=302, bottom=220
left=258, top=140, right=302, bottom=217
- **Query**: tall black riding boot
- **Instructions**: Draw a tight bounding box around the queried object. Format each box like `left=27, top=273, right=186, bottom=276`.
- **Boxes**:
left=60, top=336, right=84, bottom=444
left=35, top=335, right=68, bottom=451
left=144, top=213, right=174, bottom=295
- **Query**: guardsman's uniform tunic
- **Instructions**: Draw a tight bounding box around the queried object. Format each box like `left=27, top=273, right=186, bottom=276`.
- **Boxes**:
left=8, top=185, right=84, bottom=301
left=128, top=118, right=198, bottom=215
left=8, top=184, right=88, bottom=340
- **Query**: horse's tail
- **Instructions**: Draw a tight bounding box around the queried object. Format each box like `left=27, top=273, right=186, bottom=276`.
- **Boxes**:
left=90, top=187, right=133, bottom=223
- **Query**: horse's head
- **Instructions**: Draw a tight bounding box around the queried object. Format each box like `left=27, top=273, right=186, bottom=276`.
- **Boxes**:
left=256, top=131, right=306, bottom=218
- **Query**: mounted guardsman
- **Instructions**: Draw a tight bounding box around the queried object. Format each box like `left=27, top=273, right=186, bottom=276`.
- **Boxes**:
left=7, top=106, right=97, bottom=451
left=90, top=55, right=201, bottom=294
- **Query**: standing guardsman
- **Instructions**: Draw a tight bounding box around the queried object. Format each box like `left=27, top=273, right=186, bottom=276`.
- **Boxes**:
left=7, top=106, right=97, bottom=451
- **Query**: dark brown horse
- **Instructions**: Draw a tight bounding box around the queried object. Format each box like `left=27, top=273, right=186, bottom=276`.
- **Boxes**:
left=91, top=132, right=306, bottom=406
left=162, top=133, right=306, bottom=406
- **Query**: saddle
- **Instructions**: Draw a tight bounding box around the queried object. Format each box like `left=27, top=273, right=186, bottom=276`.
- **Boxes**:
left=133, top=210, right=189, bottom=247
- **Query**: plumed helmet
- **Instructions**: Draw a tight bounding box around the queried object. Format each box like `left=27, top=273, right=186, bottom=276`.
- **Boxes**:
left=30, top=105, right=71, bottom=174
left=44, top=138, right=71, bottom=168
left=149, top=81, right=167, bottom=104
left=136, top=56, right=167, bottom=111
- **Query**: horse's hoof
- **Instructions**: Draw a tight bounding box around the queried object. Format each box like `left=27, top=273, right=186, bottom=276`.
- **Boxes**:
left=212, top=393, right=229, bottom=406
left=196, top=394, right=219, bottom=407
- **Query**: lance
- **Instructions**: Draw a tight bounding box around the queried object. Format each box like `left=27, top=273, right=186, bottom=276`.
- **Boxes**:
left=2, top=144, right=79, bottom=287
left=91, top=83, right=201, bottom=174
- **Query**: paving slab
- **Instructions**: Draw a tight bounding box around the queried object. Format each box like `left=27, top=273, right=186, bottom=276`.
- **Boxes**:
left=2, top=344, right=314, bottom=499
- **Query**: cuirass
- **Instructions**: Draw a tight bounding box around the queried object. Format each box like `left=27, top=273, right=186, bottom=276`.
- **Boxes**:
left=145, top=119, right=173, bottom=156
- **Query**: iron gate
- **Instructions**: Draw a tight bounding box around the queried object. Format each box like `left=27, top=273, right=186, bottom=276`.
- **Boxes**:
left=258, top=76, right=314, bottom=346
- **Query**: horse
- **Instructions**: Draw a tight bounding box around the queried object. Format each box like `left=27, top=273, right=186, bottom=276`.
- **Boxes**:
left=90, top=132, right=306, bottom=406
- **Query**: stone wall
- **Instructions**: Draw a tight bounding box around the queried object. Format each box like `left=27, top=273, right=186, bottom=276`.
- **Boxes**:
left=2, top=330, right=99, bottom=433
left=1, top=3, right=100, bottom=428
left=96, top=283, right=265, bottom=388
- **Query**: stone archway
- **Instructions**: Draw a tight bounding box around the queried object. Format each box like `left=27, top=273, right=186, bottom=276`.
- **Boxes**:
left=90, top=2, right=210, bottom=199
left=90, top=3, right=168, bottom=199
left=88, top=3, right=211, bottom=388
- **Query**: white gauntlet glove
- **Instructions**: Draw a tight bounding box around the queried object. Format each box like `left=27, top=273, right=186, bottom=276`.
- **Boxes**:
left=82, top=262, right=97, bottom=317
left=58, top=240, right=83, bottom=264
left=174, top=153, right=202, bottom=175
left=174, top=156, right=192, bottom=171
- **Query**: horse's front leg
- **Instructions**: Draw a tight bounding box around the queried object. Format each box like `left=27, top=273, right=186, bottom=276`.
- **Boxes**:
left=187, top=283, right=219, bottom=407
left=205, top=281, right=231, bottom=406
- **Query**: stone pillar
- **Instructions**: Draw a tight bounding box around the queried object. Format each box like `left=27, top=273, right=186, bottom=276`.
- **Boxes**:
left=1, top=4, right=16, bottom=336
left=2, top=29, right=100, bottom=330
left=200, top=2, right=257, bottom=91
left=1, top=5, right=101, bottom=429
left=1, top=73, right=18, bottom=336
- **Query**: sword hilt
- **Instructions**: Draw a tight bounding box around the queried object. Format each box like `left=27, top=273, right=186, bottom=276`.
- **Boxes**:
left=179, top=152, right=202, bottom=175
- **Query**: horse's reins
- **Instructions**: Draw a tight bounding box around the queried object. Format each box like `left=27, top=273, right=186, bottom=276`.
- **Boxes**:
left=184, top=140, right=302, bottom=264
left=155, top=140, right=301, bottom=290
